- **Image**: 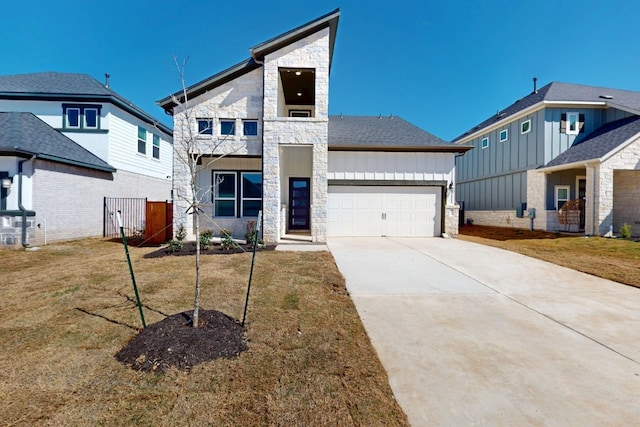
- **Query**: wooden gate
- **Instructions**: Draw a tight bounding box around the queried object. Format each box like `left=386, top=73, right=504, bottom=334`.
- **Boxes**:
left=145, top=201, right=173, bottom=244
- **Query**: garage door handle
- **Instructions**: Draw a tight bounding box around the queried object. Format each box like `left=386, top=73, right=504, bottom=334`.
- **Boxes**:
left=381, top=213, right=386, bottom=220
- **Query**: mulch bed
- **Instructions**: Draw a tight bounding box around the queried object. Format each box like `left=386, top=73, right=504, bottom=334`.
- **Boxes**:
left=143, top=242, right=275, bottom=258
left=115, top=309, right=248, bottom=373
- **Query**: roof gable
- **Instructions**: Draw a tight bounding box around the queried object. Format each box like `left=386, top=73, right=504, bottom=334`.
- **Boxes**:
left=0, top=112, right=115, bottom=172
left=0, top=72, right=172, bottom=136
left=329, top=115, right=471, bottom=152
left=157, top=9, right=340, bottom=112
left=453, top=81, right=640, bottom=143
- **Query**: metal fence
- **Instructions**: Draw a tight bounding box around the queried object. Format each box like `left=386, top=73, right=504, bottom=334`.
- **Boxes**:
left=103, top=197, right=147, bottom=240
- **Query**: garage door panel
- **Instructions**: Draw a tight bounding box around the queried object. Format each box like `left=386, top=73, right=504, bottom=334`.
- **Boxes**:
left=327, top=185, right=441, bottom=237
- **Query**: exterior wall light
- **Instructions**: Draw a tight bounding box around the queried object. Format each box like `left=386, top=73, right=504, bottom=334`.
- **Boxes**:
left=1, top=177, right=12, bottom=189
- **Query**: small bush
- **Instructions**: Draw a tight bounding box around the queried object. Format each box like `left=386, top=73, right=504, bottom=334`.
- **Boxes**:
left=167, top=224, right=187, bottom=252
left=620, top=223, right=632, bottom=239
left=175, top=225, right=187, bottom=242
left=220, top=228, right=235, bottom=250
left=199, top=229, right=213, bottom=250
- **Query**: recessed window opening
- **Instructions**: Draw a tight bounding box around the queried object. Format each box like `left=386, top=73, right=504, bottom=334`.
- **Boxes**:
left=220, top=119, right=236, bottom=136
left=198, top=119, right=213, bottom=135
left=278, top=68, right=315, bottom=117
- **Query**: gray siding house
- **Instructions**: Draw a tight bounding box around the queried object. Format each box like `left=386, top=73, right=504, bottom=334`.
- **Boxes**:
left=453, top=81, right=640, bottom=236
left=159, top=9, right=469, bottom=244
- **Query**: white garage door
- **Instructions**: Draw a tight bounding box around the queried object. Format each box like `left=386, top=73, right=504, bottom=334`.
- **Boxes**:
left=327, top=185, right=442, bottom=237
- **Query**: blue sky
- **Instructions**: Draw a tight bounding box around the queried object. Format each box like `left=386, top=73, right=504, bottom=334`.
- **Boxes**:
left=2, top=0, right=639, bottom=141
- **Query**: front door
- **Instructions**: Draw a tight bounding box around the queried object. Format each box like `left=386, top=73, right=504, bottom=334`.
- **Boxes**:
left=289, top=178, right=310, bottom=230
left=578, top=178, right=586, bottom=230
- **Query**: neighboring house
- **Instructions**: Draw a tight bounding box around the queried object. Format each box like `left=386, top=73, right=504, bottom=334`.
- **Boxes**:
left=453, top=80, right=640, bottom=236
left=0, top=72, right=173, bottom=245
left=158, top=9, right=469, bottom=244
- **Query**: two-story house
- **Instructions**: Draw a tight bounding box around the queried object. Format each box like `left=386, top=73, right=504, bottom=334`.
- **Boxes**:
left=158, top=9, right=470, bottom=244
left=453, top=80, right=640, bottom=236
left=0, top=72, right=173, bottom=245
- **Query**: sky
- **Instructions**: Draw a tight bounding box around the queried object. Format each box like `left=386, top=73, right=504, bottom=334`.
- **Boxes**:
left=2, top=0, right=640, bottom=141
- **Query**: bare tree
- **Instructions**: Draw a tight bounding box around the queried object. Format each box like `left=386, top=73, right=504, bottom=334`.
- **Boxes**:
left=170, top=57, right=242, bottom=327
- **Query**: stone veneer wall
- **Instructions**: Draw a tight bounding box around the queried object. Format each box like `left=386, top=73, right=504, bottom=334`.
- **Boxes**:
left=444, top=205, right=459, bottom=236
left=613, top=170, right=640, bottom=236
left=261, top=28, right=330, bottom=244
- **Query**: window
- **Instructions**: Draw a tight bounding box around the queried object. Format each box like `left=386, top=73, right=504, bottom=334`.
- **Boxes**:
left=214, top=172, right=236, bottom=217
left=62, top=104, right=101, bottom=130
left=499, top=129, right=508, bottom=142
left=481, top=137, right=489, bottom=149
left=137, top=127, right=146, bottom=154
left=220, top=119, right=235, bottom=136
left=198, top=119, right=213, bottom=135
left=555, top=185, right=570, bottom=210
left=289, top=110, right=311, bottom=117
left=278, top=68, right=315, bottom=117
left=152, top=134, right=160, bottom=159
left=243, top=120, right=258, bottom=136
left=521, top=119, right=531, bottom=134
left=241, top=173, right=262, bottom=217
left=562, top=112, right=584, bottom=135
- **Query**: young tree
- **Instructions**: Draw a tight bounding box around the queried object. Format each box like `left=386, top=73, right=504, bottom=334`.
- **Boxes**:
left=169, top=57, right=243, bottom=327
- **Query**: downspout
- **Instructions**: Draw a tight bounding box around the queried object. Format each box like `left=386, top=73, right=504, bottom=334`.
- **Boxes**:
left=18, top=155, right=35, bottom=247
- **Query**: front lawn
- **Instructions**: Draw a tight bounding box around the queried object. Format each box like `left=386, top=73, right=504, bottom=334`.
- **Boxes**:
left=458, top=225, right=640, bottom=288
left=0, top=239, right=408, bottom=426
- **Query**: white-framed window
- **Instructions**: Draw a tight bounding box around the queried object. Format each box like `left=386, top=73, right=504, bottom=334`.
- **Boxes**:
left=566, top=112, right=579, bottom=135
left=197, top=119, right=213, bottom=135
left=241, top=172, right=262, bottom=217
left=521, top=119, right=531, bottom=134
left=220, top=119, right=236, bottom=136
left=137, top=126, right=146, bottom=154
left=481, top=137, right=489, bottom=149
left=499, top=129, right=508, bottom=142
left=555, top=185, right=570, bottom=210
left=62, top=104, right=101, bottom=130
left=243, top=120, right=258, bottom=136
left=152, top=134, right=160, bottom=159
left=214, top=172, right=237, bottom=217
left=289, top=110, right=311, bottom=117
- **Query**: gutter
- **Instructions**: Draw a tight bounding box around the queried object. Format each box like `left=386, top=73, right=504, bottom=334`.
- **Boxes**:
left=18, top=155, right=35, bottom=247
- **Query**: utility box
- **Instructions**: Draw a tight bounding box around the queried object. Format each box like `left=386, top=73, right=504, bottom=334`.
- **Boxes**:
left=515, top=202, right=527, bottom=218
left=528, top=208, right=536, bottom=219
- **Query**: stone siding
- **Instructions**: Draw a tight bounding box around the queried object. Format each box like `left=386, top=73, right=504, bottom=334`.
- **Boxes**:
left=613, top=170, right=640, bottom=236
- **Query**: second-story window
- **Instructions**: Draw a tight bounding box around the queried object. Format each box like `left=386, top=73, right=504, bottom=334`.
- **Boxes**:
left=198, top=119, right=213, bottom=135
left=562, top=112, right=584, bottom=135
left=152, top=134, right=160, bottom=159
left=62, top=104, right=102, bottom=130
left=243, top=120, right=258, bottom=136
left=138, top=127, right=147, bottom=154
left=220, top=119, right=236, bottom=136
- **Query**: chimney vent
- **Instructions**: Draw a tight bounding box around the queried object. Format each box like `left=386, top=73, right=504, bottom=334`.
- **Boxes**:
left=533, top=77, right=538, bottom=94
left=105, top=73, right=110, bottom=88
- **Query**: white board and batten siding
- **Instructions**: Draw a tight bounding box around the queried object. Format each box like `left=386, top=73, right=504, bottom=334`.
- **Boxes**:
left=327, top=152, right=454, bottom=237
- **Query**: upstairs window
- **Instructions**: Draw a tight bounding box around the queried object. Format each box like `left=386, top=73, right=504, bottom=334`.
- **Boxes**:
left=197, top=119, right=213, bottom=135
left=137, top=127, right=147, bottom=154
left=152, top=134, right=160, bottom=159
left=481, top=137, right=489, bottom=149
left=278, top=68, right=315, bottom=117
left=62, top=104, right=101, bottom=130
left=521, top=119, right=531, bottom=134
left=243, top=120, right=258, bottom=136
left=220, top=119, right=235, bottom=136
left=499, top=129, right=508, bottom=142
left=561, top=112, right=584, bottom=135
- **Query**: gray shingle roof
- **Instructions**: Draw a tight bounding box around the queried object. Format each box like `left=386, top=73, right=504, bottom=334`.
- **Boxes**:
left=329, top=115, right=469, bottom=151
left=453, top=82, right=640, bottom=142
left=0, top=112, right=115, bottom=172
left=0, top=72, right=172, bottom=136
left=544, top=115, right=640, bottom=168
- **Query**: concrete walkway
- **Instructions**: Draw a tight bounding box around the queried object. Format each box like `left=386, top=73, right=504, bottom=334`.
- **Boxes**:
left=327, top=237, right=640, bottom=426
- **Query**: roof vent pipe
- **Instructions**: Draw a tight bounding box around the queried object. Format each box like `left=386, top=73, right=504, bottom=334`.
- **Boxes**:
left=533, top=77, right=538, bottom=94
left=105, top=73, right=110, bottom=88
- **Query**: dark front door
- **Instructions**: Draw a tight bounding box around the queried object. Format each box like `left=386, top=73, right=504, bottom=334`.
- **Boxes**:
left=578, top=178, right=586, bottom=230
left=289, top=178, right=310, bottom=230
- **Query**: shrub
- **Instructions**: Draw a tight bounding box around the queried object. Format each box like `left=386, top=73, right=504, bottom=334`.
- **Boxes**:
left=620, top=223, right=632, bottom=239
left=220, top=228, right=235, bottom=250
left=167, top=224, right=186, bottom=252
left=175, top=225, right=187, bottom=242
left=199, top=229, right=213, bottom=250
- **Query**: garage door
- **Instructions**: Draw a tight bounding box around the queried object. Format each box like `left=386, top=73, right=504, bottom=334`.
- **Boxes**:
left=327, top=185, right=441, bottom=237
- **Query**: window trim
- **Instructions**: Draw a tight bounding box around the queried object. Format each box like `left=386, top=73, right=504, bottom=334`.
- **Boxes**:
left=566, top=112, right=579, bottom=135
left=219, top=119, right=236, bottom=136
left=62, top=104, right=102, bottom=130
left=289, top=110, right=311, bottom=118
left=499, top=129, right=508, bottom=142
left=555, top=185, right=570, bottom=211
left=83, top=108, right=99, bottom=129
left=137, top=126, right=147, bottom=155
left=241, top=172, right=262, bottom=217
left=242, top=120, right=258, bottom=136
left=481, top=137, right=489, bottom=149
left=197, top=118, right=213, bottom=135
left=65, top=107, right=81, bottom=129
left=152, top=134, right=160, bottom=159
left=213, top=171, right=237, bottom=217
left=521, top=119, right=531, bottom=134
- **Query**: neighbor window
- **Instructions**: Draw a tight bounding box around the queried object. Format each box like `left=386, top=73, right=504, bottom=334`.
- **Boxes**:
left=555, top=185, right=570, bottom=210
left=241, top=172, right=262, bottom=217
left=152, top=134, right=160, bottom=159
left=499, top=129, right=508, bottom=142
left=214, top=172, right=237, bottom=217
left=197, top=119, right=213, bottom=135
left=137, top=127, right=147, bottom=154
left=567, top=112, right=579, bottom=134
left=220, top=119, right=236, bottom=136
left=562, top=112, right=584, bottom=135
left=243, top=120, right=258, bottom=136
left=62, top=104, right=102, bottom=130
left=521, top=119, right=531, bottom=134
left=481, top=137, right=489, bottom=149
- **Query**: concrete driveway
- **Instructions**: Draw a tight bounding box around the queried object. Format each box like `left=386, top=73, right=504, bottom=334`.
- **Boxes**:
left=327, top=237, right=640, bottom=426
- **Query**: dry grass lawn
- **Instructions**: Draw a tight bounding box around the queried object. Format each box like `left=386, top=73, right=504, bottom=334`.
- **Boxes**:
left=0, top=239, right=408, bottom=426
left=458, top=225, right=640, bottom=288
